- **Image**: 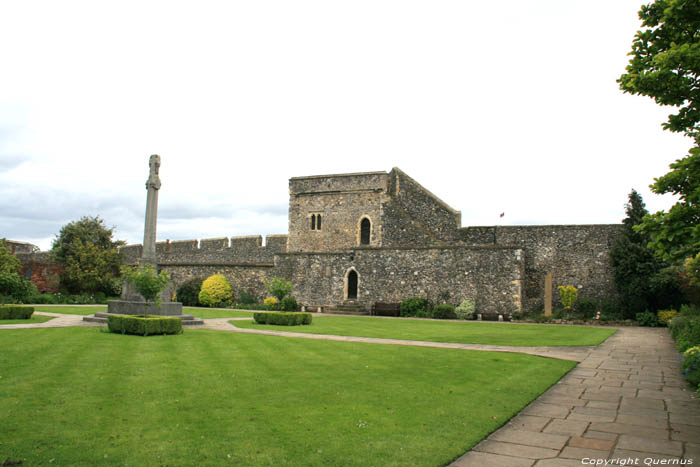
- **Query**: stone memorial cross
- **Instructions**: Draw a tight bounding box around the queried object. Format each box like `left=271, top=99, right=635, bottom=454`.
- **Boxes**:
left=141, top=154, right=161, bottom=266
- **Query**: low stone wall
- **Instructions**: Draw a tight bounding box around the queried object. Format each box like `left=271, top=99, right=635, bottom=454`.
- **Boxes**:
left=275, top=245, right=524, bottom=314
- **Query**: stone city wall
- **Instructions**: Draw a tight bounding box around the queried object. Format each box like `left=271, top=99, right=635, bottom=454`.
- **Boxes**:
left=275, top=245, right=524, bottom=314
left=118, top=235, right=288, bottom=302
left=459, top=224, right=623, bottom=311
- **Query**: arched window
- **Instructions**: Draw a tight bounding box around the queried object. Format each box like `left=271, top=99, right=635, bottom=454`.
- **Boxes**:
left=311, top=214, right=316, bottom=230
left=317, top=214, right=322, bottom=230
left=347, top=269, right=358, bottom=300
left=360, top=218, right=371, bottom=245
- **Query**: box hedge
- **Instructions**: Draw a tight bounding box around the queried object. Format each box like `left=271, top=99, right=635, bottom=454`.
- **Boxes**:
left=107, top=315, right=183, bottom=336
left=253, top=312, right=312, bottom=326
left=0, top=305, right=34, bottom=320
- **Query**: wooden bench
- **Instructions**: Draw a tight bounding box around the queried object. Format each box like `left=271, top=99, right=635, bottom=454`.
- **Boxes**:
left=371, top=302, right=401, bottom=317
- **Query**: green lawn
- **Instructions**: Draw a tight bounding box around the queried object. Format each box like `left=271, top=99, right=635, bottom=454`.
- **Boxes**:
left=0, top=327, right=575, bottom=466
left=0, top=315, right=55, bottom=325
left=32, top=305, right=253, bottom=319
left=234, top=315, right=617, bottom=347
left=33, top=305, right=107, bottom=315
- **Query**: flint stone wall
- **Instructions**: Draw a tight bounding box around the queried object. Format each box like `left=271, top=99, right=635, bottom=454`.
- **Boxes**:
left=460, top=224, right=623, bottom=311
left=287, top=172, right=389, bottom=252
left=384, top=168, right=461, bottom=244
left=275, top=245, right=524, bottom=314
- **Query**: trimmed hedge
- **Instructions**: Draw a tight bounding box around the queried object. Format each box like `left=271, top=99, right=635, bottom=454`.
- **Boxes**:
left=0, top=306, right=34, bottom=320
left=253, top=312, right=312, bottom=326
left=107, top=315, right=183, bottom=336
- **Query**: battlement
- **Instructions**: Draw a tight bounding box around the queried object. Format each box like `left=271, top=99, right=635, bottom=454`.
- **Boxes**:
left=119, top=234, right=288, bottom=265
left=290, top=171, right=389, bottom=195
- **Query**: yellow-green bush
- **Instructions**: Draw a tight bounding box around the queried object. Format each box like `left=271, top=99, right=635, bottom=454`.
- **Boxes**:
left=658, top=309, right=678, bottom=327
left=198, top=274, right=233, bottom=308
left=263, top=296, right=278, bottom=310
left=558, top=285, right=578, bottom=311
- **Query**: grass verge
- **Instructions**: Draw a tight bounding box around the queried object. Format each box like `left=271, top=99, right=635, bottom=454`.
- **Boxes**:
left=234, top=315, right=617, bottom=347
left=0, top=327, right=574, bottom=466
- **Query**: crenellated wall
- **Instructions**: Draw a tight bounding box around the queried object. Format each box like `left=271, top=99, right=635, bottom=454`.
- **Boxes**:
left=121, top=234, right=288, bottom=267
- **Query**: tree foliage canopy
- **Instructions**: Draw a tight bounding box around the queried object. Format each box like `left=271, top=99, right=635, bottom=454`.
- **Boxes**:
left=619, top=0, right=700, bottom=265
left=611, top=190, right=684, bottom=318
left=0, top=240, right=22, bottom=275
left=618, top=0, right=700, bottom=141
left=51, top=216, right=124, bottom=295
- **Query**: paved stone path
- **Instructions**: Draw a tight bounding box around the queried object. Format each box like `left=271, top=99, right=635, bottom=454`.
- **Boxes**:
left=452, top=326, right=700, bottom=466
left=2, top=313, right=697, bottom=464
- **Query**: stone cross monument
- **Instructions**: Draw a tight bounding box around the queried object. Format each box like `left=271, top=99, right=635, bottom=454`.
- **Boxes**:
left=141, top=154, right=161, bottom=266
left=87, top=155, right=202, bottom=325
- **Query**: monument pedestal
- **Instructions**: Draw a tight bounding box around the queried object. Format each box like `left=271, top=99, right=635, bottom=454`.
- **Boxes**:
left=84, top=301, right=204, bottom=325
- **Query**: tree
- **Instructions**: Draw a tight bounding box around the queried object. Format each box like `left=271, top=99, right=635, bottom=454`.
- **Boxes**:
left=610, top=190, right=684, bottom=318
left=122, top=264, right=171, bottom=308
left=636, top=149, right=700, bottom=263
left=0, top=239, right=22, bottom=275
left=619, top=0, right=700, bottom=265
left=0, top=240, right=34, bottom=304
left=618, top=0, right=700, bottom=141
left=52, top=216, right=124, bottom=295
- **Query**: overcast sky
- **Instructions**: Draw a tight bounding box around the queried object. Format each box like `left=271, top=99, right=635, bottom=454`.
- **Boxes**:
left=0, top=1, right=694, bottom=251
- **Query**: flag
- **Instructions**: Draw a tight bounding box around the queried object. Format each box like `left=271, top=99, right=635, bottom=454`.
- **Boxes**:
left=500, top=212, right=504, bottom=218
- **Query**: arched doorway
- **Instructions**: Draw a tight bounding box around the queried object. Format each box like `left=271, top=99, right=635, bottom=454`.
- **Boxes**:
left=346, top=269, right=358, bottom=300
left=360, top=217, right=371, bottom=245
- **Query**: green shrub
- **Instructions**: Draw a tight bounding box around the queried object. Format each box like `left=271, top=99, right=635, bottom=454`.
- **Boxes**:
left=636, top=311, right=658, bottom=327
left=107, top=315, right=183, bottom=336
left=0, top=306, right=34, bottom=319
left=657, top=309, right=678, bottom=327
left=176, top=277, right=204, bottom=307
left=281, top=296, right=298, bottom=312
left=199, top=274, right=233, bottom=308
left=455, top=299, right=475, bottom=320
left=431, top=304, right=456, bottom=320
left=264, top=297, right=279, bottom=310
left=682, top=346, right=700, bottom=388
left=670, top=315, right=700, bottom=352
left=400, top=297, right=430, bottom=317
left=599, top=299, right=623, bottom=321
left=238, top=289, right=257, bottom=305
left=253, top=311, right=312, bottom=326
left=576, top=298, right=597, bottom=319
left=558, top=285, right=578, bottom=311
left=0, top=271, right=36, bottom=305
left=265, top=277, right=293, bottom=301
